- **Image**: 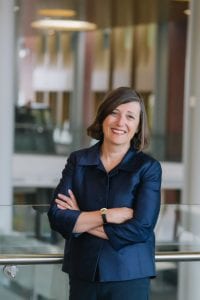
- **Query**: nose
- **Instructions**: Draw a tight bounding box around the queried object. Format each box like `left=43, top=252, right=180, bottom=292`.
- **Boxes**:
left=116, top=114, right=125, bottom=126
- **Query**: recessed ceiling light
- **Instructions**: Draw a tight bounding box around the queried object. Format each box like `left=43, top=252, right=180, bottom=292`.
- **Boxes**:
left=31, top=19, right=97, bottom=32
left=184, top=9, right=191, bottom=15
left=38, top=9, right=76, bottom=18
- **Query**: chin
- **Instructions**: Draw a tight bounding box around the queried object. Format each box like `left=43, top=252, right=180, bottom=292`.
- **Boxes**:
left=111, top=140, right=130, bottom=147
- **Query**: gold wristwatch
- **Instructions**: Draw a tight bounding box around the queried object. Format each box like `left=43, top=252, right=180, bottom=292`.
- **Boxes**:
left=100, top=208, right=108, bottom=224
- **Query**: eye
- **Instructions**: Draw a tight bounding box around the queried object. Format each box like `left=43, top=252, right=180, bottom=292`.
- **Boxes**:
left=127, top=115, right=135, bottom=120
left=110, top=110, right=118, bottom=116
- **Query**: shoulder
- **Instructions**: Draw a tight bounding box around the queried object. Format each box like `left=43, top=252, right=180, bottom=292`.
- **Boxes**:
left=125, top=148, right=161, bottom=171
left=67, top=142, right=100, bottom=165
left=137, top=151, right=161, bottom=169
left=136, top=151, right=162, bottom=175
left=135, top=152, right=162, bottom=187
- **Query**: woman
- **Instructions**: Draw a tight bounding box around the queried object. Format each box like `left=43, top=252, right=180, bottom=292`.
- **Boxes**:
left=48, top=87, right=162, bottom=300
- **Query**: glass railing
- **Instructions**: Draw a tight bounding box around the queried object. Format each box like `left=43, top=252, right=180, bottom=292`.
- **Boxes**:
left=0, top=263, right=69, bottom=300
left=4, top=203, right=198, bottom=255
left=14, top=116, right=183, bottom=162
left=1, top=204, right=200, bottom=299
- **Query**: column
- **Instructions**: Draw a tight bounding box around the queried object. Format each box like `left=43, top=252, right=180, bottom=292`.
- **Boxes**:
left=70, top=32, right=86, bottom=150
left=178, top=0, right=200, bottom=299
left=0, top=0, right=15, bottom=232
left=152, top=21, right=168, bottom=160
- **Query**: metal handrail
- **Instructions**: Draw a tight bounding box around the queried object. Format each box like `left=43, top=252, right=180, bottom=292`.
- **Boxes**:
left=156, top=251, right=200, bottom=262
left=0, top=254, right=63, bottom=265
left=1, top=251, right=200, bottom=265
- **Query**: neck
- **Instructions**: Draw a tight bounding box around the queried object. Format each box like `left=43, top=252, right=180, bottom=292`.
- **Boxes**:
left=101, top=142, right=130, bottom=161
left=100, top=142, right=130, bottom=173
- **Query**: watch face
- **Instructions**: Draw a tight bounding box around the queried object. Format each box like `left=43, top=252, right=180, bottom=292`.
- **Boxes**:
left=100, top=208, right=108, bottom=224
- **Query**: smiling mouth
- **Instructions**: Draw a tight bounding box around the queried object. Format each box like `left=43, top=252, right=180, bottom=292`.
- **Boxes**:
left=111, top=128, right=127, bottom=135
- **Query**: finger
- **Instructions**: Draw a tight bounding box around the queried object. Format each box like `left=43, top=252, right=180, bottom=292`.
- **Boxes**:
left=57, top=194, right=73, bottom=206
left=55, top=198, right=67, bottom=208
left=56, top=198, right=71, bottom=209
left=57, top=203, right=72, bottom=210
left=57, top=204, right=67, bottom=210
left=68, top=190, right=80, bottom=210
left=58, top=193, right=68, bottom=201
left=68, top=189, right=76, bottom=202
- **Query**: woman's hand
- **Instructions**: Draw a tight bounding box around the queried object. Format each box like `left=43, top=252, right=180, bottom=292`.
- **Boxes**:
left=55, top=189, right=80, bottom=211
left=107, top=207, right=134, bottom=224
left=88, top=225, right=108, bottom=240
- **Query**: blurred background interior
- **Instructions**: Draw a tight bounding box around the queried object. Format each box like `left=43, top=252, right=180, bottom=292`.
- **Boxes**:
left=1, top=0, right=200, bottom=299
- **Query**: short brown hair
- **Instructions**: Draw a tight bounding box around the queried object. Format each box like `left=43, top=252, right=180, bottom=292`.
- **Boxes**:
left=87, top=87, right=149, bottom=151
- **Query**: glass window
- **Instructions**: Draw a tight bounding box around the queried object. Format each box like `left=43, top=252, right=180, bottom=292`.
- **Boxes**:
left=15, top=0, right=189, bottom=161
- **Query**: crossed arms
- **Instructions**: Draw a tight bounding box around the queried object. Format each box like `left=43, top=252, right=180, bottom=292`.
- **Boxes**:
left=55, top=189, right=133, bottom=240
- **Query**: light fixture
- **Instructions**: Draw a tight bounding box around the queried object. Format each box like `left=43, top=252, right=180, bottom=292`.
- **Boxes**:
left=38, top=9, right=76, bottom=18
left=184, top=9, right=191, bottom=15
left=31, top=19, right=97, bottom=31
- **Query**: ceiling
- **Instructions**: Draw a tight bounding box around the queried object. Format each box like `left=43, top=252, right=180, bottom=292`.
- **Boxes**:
left=16, top=0, right=189, bottom=37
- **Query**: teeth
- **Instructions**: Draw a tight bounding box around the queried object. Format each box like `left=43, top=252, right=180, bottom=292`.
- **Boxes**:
left=112, top=128, right=126, bottom=134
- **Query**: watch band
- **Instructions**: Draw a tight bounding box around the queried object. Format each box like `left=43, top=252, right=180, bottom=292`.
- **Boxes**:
left=100, top=208, right=108, bottom=224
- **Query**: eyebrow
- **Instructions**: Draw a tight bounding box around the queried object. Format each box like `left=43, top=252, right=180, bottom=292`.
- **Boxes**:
left=113, top=108, right=137, bottom=117
left=127, top=110, right=135, bottom=115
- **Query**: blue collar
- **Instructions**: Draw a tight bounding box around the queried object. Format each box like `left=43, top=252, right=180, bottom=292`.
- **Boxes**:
left=78, top=142, right=140, bottom=172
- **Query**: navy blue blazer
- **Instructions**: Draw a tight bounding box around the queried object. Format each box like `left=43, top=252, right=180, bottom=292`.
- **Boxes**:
left=48, top=142, right=162, bottom=282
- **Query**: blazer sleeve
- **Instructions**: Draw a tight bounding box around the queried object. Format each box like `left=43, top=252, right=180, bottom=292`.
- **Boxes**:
left=104, top=160, right=162, bottom=250
left=48, top=153, right=81, bottom=239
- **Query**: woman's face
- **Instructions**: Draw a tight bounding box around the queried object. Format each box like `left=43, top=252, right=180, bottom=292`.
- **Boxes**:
left=102, top=101, right=141, bottom=148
